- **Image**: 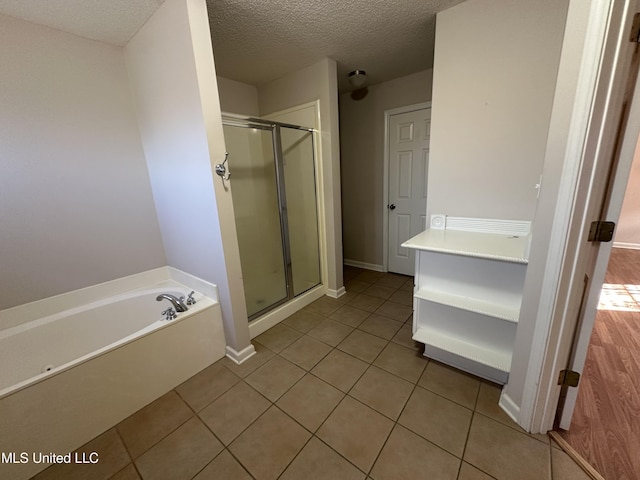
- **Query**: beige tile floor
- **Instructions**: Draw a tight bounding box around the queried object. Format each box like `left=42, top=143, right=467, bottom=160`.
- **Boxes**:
left=34, top=267, right=590, bottom=480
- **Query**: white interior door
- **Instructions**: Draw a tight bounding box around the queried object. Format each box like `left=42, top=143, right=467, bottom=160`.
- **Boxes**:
left=387, top=107, right=431, bottom=275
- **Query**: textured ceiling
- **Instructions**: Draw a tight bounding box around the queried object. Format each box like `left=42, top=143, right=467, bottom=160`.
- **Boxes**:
left=0, top=0, right=165, bottom=45
left=0, top=0, right=464, bottom=92
left=208, top=0, right=465, bottom=92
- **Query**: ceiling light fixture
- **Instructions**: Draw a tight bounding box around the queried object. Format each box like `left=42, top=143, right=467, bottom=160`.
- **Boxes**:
left=348, top=70, right=367, bottom=89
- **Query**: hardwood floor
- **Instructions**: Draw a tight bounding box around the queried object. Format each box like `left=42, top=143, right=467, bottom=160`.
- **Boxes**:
left=558, top=248, right=640, bottom=480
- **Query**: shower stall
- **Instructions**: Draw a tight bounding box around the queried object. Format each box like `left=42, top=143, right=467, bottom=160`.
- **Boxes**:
left=222, top=114, right=322, bottom=320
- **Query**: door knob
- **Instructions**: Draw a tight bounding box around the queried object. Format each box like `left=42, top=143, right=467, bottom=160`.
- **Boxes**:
left=389, top=204, right=396, bottom=210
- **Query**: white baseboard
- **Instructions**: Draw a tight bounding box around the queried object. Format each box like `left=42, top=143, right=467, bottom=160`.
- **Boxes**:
left=326, top=286, right=346, bottom=298
left=613, top=242, right=640, bottom=250
left=225, top=344, right=256, bottom=365
left=499, top=389, right=522, bottom=428
left=344, top=259, right=386, bottom=272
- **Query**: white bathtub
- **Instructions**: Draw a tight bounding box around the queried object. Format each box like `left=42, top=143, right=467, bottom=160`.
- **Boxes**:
left=0, top=267, right=226, bottom=480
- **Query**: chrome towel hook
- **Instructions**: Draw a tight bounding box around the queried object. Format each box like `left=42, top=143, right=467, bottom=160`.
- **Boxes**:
left=215, top=152, right=231, bottom=187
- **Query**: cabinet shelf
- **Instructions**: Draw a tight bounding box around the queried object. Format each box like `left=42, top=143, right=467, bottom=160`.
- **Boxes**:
left=415, top=288, right=520, bottom=323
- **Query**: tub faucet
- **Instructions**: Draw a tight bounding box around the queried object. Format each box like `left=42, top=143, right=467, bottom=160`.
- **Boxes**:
left=156, top=294, right=189, bottom=312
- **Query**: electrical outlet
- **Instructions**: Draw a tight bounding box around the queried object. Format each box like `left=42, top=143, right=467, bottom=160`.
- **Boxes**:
left=430, top=214, right=446, bottom=230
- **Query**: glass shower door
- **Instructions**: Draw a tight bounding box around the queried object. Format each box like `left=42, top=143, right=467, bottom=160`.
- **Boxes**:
left=223, top=124, right=288, bottom=317
left=280, top=127, right=321, bottom=296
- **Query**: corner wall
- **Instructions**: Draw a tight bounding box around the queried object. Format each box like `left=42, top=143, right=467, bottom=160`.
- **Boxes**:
left=258, top=59, right=344, bottom=295
left=0, top=14, right=165, bottom=310
left=339, top=70, right=433, bottom=269
left=216, top=76, right=260, bottom=116
left=124, top=0, right=251, bottom=354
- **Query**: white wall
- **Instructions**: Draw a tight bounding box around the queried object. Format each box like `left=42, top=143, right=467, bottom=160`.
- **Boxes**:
left=258, top=59, right=344, bottom=295
left=429, top=0, right=569, bottom=221
left=0, top=14, right=165, bottom=310
left=429, top=0, right=571, bottom=423
left=125, top=0, right=251, bottom=354
left=216, top=76, right=260, bottom=116
left=339, top=70, right=433, bottom=268
left=615, top=137, right=640, bottom=247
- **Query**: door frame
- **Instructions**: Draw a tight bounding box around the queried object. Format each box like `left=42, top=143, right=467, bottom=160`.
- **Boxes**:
left=382, top=101, right=431, bottom=272
left=510, top=0, right=640, bottom=433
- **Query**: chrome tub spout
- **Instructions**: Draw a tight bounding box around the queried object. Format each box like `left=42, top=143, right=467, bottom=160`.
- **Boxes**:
left=156, top=293, right=189, bottom=312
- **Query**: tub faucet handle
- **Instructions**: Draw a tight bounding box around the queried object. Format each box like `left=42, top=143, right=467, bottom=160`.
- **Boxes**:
left=186, top=291, right=197, bottom=305
left=161, top=307, right=177, bottom=320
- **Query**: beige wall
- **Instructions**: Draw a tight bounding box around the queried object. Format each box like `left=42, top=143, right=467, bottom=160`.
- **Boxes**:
left=216, top=76, right=259, bottom=116
left=339, top=70, right=433, bottom=268
left=615, top=137, right=640, bottom=247
left=429, top=0, right=568, bottom=221
left=258, top=59, right=344, bottom=294
left=0, top=14, right=165, bottom=310
left=125, top=0, right=251, bottom=353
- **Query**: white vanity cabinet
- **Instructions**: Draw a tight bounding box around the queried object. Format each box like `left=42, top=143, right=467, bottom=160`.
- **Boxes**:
left=402, top=225, right=529, bottom=384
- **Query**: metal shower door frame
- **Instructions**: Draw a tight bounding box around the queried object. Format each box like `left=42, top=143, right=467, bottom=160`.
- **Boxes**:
left=222, top=115, right=316, bottom=321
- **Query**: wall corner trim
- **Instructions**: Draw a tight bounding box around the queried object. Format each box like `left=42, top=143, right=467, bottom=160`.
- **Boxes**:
left=326, top=287, right=346, bottom=298
left=499, top=389, right=522, bottom=428
left=225, top=344, right=256, bottom=364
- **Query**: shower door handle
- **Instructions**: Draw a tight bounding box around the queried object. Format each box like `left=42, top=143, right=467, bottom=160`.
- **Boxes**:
left=388, top=204, right=396, bottom=210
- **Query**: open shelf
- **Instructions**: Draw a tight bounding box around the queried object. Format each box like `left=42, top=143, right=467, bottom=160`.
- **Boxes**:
left=415, top=288, right=520, bottom=323
left=404, top=220, right=528, bottom=385
left=413, top=326, right=511, bottom=384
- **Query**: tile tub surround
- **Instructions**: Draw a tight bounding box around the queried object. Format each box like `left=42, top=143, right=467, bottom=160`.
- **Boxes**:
left=32, top=267, right=587, bottom=480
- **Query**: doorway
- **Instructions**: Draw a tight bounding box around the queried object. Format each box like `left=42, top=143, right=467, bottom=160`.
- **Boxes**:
left=222, top=115, right=322, bottom=320
left=557, top=245, right=640, bottom=479
left=555, top=133, right=640, bottom=479
left=384, top=103, right=431, bottom=275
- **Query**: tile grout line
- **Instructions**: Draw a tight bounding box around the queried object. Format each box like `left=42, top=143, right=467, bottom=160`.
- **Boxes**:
left=458, top=402, right=477, bottom=478
left=185, top=273, right=414, bottom=479
left=118, top=390, right=200, bottom=469
left=170, top=389, right=238, bottom=480
left=279, top=293, right=398, bottom=478
left=548, top=435, right=554, bottom=480
left=365, top=375, right=425, bottom=477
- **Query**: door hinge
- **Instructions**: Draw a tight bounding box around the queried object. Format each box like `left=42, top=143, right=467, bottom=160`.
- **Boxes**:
left=588, top=221, right=615, bottom=242
left=557, top=369, right=580, bottom=387
left=630, top=13, right=640, bottom=43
